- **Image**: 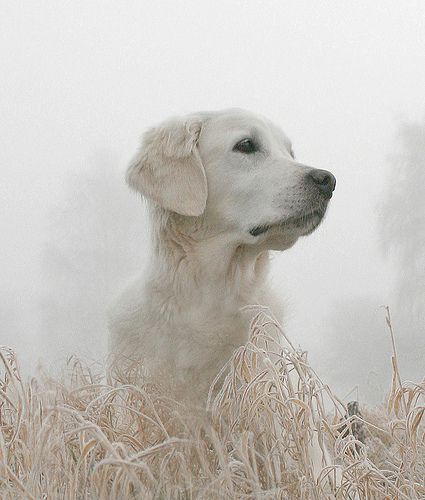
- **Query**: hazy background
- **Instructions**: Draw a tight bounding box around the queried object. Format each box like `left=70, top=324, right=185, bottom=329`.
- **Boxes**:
left=1, top=1, right=424, bottom=404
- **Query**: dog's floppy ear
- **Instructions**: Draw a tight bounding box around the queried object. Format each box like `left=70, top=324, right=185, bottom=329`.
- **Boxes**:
left=126, top=116, right=207, bottom=216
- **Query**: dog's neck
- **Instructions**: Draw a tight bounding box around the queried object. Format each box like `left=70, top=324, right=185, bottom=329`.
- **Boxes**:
left=147, top=209, right=271, bottom=313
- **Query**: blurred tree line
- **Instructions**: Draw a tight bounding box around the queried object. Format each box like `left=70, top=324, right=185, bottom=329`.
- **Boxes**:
left=321, top=119, right=425, bottom=404
left=39, top=151, right=147, bottom=364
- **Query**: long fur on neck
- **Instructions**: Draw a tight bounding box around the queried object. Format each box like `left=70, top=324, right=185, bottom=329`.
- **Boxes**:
left=147, top=204, right=271, bottom=309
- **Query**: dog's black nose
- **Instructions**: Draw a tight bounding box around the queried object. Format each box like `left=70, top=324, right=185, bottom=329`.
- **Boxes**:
left=307, top=169, right=336, bottom=199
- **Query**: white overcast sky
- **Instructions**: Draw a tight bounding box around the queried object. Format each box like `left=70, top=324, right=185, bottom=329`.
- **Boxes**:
left=1, top=1, right=424, bottom=399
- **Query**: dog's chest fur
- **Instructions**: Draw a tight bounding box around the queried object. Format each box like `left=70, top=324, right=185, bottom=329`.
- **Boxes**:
left=109, top=239, right=282, bottom=399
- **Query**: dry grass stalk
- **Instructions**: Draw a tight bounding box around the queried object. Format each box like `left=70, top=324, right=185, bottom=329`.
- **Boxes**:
left=0, top=310, right=424, bottom=498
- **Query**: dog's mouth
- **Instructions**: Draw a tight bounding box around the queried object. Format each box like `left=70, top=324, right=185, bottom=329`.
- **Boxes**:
left=249, top=209, right=326, bottom=237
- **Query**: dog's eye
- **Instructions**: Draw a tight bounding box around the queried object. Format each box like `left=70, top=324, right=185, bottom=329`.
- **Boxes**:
left=233, top=139, right=258, bottom=154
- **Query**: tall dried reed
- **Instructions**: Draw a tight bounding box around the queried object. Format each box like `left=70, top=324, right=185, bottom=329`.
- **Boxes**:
left=0, top=309, right=423, bottom=498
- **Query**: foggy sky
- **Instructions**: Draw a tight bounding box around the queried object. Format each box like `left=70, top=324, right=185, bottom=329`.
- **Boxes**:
left=1, top=1, right=424, bottom=403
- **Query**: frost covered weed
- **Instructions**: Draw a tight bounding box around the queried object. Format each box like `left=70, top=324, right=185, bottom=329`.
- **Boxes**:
left=0, top=310, right=424, bottom=498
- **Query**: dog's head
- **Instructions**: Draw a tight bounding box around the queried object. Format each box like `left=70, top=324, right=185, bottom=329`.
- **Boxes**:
left=127, top=109, right=335, bottom=250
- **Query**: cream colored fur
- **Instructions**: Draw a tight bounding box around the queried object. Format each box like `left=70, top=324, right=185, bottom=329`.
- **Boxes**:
left=109, top=109, right=334, bottom=401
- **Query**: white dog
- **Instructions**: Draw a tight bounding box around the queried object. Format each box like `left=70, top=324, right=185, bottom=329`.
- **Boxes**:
left=109, top=108, right=335, bottom=400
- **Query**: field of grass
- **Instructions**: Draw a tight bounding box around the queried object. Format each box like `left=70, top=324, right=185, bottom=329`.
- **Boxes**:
left=1, top=309, right=424, bottom=499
